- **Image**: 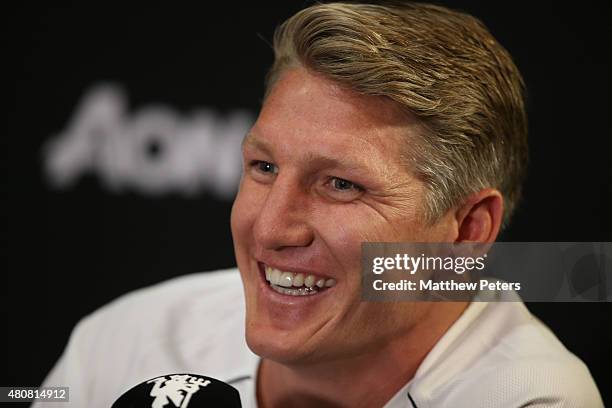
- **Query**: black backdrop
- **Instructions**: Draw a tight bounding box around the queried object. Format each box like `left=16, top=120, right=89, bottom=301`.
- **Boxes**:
left=6, top=1, right=611, bottom=405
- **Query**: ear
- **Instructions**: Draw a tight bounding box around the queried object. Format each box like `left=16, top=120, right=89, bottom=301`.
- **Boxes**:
left=454, top=189, right=504, bottom=243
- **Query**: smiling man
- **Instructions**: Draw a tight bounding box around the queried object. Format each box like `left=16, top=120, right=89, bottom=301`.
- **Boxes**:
left=233, top=67, right=476, bottom=407
left=36, top=2, right=603, bottom=408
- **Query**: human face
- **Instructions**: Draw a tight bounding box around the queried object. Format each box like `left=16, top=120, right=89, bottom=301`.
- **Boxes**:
left=231, top=67, right=451, bottom=365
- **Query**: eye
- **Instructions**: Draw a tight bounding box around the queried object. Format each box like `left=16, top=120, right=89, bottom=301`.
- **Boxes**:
left=247, top=160, right=278, bottom=183
left=331, top=177, right=362, bottom=192
left=252, top=160, right=278, bottom=174
left=323, top=177, right=364, bottom=202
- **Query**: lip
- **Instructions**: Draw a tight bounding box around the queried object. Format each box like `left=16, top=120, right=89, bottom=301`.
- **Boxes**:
left=255, top=261, right=335, bottom=305
left=257, top=259, right=334, bottom=280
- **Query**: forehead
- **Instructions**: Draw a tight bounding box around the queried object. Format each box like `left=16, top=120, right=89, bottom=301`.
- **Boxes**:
left=248, top=68, right=421, bottom=165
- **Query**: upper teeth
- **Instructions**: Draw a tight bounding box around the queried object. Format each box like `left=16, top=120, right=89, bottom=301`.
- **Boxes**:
left=265, top=266, right=336, bottom=289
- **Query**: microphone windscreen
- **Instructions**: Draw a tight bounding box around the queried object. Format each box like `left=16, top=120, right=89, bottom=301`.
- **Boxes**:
left=111, top=373, right=242, bottom=407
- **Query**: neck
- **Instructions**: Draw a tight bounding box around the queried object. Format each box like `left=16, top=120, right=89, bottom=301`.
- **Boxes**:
left=257, top=302, right=468, bottom=408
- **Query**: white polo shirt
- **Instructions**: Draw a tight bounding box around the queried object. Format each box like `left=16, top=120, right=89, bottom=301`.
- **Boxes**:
left=34, top=268, right=603, bottom=407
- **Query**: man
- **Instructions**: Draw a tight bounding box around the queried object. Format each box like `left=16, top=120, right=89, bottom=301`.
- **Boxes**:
left=36, top=2, right=603, bottom=407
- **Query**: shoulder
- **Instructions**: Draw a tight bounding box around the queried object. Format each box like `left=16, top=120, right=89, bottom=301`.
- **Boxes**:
left=479, top=303, right=604, bottom=407
left=462, top=318, right=602, bottom=407
left=38, top=268, right=248, bottom=405
left=471, top=354, right=603, bottom=407
left=416, top=301, right=604, bottom=407
left=73, top=267, right=244, bottom=341
left=106, top=267, right=241, bottom=313
left=56, top=268, right=250, bottom=403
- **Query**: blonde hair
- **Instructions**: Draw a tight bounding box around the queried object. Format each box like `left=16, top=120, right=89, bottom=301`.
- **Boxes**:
left=265, top=2, right=528, bottom=227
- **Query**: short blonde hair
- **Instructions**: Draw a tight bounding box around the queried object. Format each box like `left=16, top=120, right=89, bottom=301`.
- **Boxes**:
left=265, top=2, right=528, bottom=227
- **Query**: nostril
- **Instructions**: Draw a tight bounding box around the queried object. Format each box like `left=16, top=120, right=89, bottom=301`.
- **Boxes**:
left=253, top=218, right=315, bottom=250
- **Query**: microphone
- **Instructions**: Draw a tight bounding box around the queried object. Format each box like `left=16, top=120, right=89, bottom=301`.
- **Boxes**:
left=111, top=373, right=242, bottom=407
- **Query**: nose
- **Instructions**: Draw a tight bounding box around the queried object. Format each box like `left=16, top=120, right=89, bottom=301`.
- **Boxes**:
left=252, top=172, right=314, bottom=250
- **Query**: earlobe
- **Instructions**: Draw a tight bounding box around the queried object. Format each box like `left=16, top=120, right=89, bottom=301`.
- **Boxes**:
left=455, top=189, right=504, bottom=243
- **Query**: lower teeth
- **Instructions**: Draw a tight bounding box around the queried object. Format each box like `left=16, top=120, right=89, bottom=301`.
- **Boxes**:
left=270, top=283, right=319, bottom=296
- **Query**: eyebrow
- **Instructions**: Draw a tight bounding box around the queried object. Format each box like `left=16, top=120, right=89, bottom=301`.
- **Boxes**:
left=242, top=133, right=272, bottom=155
left=243, top=133, right=374, bottom=173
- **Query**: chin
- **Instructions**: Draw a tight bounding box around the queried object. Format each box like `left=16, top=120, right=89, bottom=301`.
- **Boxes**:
left=244, top=324, right=319, bottom=365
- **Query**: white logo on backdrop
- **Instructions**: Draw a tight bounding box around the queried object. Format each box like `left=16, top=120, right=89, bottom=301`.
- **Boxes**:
left=147, top=374, right=211, bottom=408
left=43, top=84, right=254, bottom=198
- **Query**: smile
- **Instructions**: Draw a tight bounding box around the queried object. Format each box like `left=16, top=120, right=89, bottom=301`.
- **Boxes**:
left=262, top=264, right=336, bottom=297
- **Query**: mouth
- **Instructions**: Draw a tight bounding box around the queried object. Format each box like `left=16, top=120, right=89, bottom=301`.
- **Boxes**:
left=258, top=262, right=336, bottom=297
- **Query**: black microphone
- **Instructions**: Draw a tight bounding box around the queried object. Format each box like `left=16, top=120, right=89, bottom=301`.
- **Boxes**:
left=111, top=373, right=242, bottom=407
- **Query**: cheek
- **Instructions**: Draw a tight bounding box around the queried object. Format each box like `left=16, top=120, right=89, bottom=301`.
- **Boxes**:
left=313, top=207, right=379, bottom=269
left=231, top=182, right=261, bottom=249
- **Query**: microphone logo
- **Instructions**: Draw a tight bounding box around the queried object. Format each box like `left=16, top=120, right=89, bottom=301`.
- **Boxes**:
left=146, top=374, right=211, bottom=408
